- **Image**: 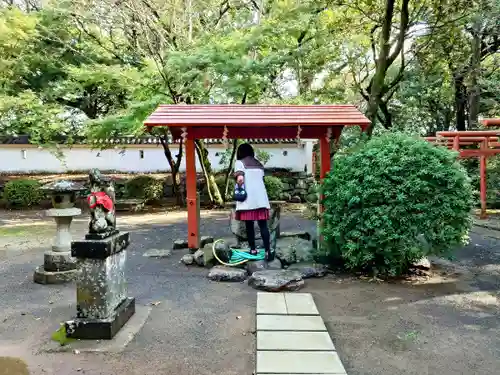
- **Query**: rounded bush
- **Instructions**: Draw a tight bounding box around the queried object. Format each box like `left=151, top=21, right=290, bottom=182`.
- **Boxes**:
left=264, top=176, right=284, bottom=200
left=320, top=133, right=473, bottom=276
left=3, top=179, right=44, bottom=208
left=125, top=175, right=163, bottom=202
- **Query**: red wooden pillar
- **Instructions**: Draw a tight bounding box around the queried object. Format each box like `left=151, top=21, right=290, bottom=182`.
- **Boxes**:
left=319, top=136, right=331, bottom=212
left=185, top=136, right=200, bottom=249
left=480, top=140, right=487, bottom=219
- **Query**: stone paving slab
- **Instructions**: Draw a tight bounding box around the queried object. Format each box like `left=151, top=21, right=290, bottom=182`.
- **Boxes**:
left=257, top=292, right=287, bottom=315
left=256, top=351, right=346, bottom=374
left=257, top=331, right=335, bottom=351
left=284, top=293, right=319, bottom=315
left=257, top=315, right=327, bottom=331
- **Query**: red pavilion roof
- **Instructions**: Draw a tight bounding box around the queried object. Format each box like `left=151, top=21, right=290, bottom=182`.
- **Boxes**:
left=144, top=104, right=370, bottom=128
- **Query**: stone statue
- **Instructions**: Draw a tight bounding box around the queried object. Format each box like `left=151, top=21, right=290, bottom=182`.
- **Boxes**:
left=87, top=168, right=116, bottom=237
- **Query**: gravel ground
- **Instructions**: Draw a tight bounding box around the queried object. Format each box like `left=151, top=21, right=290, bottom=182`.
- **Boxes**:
left=0, top=209, right=313, bottom=375
left=1, top=209, right=500, bottom=375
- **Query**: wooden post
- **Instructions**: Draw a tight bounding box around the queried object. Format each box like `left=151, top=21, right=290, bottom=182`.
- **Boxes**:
left=317, top=136, right=332, bottom=252
left=480, top=140, right=487, bottom=219
left=185, top=136, right=200, bottom=249
left=319, top=138, right=331, bottom=187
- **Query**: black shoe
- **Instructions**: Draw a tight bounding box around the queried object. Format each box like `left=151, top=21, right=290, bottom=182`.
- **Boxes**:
left=265, top=250, right=275, bottom=262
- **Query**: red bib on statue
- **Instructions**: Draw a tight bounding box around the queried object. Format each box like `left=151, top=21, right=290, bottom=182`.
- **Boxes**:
left=88, top=191, right=114, bottom=211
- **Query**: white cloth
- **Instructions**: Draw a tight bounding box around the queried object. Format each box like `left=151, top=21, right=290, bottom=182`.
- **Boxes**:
left=234, top=159, right=270, bottom=211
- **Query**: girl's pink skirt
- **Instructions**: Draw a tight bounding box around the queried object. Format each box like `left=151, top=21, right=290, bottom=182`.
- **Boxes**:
left=235, top=208, right=270, bottom=221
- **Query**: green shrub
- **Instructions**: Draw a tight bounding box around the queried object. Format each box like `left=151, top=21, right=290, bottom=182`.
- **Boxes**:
left=124, top=175, right=163, bottom=202
left=320, top=133, right=474, bottom=277
left=264, top=176, right=284, bottom=200
left=3, top=179, right=44, bottom=208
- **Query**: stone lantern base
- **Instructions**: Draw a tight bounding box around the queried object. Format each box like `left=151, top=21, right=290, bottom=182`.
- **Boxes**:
left=33, top=265, right=80, bottom=285
left=34, top=208, right=82, bottom=284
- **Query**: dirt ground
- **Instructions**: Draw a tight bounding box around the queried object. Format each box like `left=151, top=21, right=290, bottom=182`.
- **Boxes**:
left=1, top=209, right=500, bottom=375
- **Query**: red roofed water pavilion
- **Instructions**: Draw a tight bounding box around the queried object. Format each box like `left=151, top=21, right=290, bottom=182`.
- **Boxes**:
left=145, top=104, right=370, bottom=250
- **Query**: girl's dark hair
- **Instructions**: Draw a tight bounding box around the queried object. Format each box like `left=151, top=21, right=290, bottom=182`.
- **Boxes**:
left=237, top=143, right=255, bottom=160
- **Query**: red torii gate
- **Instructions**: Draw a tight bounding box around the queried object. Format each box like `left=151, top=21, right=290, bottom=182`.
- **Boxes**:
left=425, top=118, right=500, bottom=219
left=144, top=104, right=370, bottom=250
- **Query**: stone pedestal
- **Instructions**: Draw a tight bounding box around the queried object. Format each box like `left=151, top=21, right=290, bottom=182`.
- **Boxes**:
left=34, top=208, right=81, bottom=284
left=65, top=231, right=135, bottom=340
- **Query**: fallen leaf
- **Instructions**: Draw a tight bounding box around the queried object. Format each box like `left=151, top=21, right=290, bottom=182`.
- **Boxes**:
left=150, top=301, right=161, bottom=306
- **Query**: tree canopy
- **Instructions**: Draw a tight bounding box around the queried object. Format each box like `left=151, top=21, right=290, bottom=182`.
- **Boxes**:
left=0, top=0, right=499, bottom=173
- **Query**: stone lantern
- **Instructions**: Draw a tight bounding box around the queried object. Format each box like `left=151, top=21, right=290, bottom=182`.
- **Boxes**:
left=33, top=180, right=85, bottom=284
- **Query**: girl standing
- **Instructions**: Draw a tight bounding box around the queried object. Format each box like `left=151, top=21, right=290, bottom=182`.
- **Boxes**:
left=233, top=143, right=273, bottom=261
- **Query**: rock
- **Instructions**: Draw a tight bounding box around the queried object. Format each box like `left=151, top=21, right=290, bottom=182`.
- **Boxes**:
left=275, top=237, right=315, bottom=265
left=280, top=231, right=311, bottom=241
left=296, top=179, right=306, bottom=189
left=248, top=270, right=304, bottom=292
left=213, top=241, right=231, bottom=263
left=208, top=266, right=247, bottom=282
left=290, top=196, right=302, bottom=203
left=200, top=236, right=214, bottom=247
left=173, top=239, right=188, bottom=250
left=193, top=249, right=205, bottom=266
left=412, top=257, right=431, bottom=270
left=181, top=254, right=194, bottom=265
left=287, top=262, right=328, bottom=278
left=246, top=259, right=282, bottom=275
left=267, top=258, right=283, bottom=270
left=143, top=249, right=171, bottom=258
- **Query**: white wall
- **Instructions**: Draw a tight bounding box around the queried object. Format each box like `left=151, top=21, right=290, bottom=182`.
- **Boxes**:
left=0, top=142, right=314, bottom=174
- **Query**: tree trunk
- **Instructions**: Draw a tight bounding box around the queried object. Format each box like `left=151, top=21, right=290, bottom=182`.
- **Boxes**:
left=366, top=0, right=395, bottom=135
left=365, top=0, right=409, bottom=135
left=222, top=139, right=239, bottom=202
left=195, top=141, right=214, bottom=203
left=195, top=140, right=223, bottom=206
left=468, top=30, right=482, bottom=129
left=159, top=132, right=184, bottom=205
left=454, top=74, right=468, bottom=131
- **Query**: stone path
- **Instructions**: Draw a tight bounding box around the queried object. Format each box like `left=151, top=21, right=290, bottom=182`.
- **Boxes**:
left=256, top=292, right=347, bottom=375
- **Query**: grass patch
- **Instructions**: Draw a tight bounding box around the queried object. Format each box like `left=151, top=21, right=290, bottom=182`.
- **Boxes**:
left=0, top=225, right=49, bottom=237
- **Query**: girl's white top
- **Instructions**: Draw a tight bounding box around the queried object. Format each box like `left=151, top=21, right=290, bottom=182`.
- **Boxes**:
left=234, top=159, right=270, bottom=211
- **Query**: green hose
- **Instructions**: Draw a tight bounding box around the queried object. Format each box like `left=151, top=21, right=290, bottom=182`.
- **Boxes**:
left=212, top=239, right=266, bottom=266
